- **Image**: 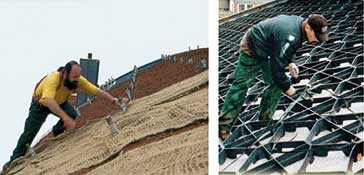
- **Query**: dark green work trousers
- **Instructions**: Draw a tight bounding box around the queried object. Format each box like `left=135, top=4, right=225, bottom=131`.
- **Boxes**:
left=9, top=99, right=77, bottom=162
left=219, top=51, right=282, bottom=132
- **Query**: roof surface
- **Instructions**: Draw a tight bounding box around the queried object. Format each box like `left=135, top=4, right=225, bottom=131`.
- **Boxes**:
left=6, top=71, right=208, bottom=175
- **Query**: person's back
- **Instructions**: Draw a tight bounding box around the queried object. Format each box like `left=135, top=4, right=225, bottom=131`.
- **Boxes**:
left=248, top=15, right=304, bottom=64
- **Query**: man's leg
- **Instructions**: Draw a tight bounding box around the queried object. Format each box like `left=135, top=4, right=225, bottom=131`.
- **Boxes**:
left=9, top=100, right=49, bottom=162
left=52, top=101, right=78, bottom=137
left=258, top=60, right=283, bottom=120
left=219, top=51, right=260, bottom=133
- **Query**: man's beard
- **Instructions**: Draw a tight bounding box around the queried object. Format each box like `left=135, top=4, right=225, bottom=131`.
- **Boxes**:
left=64, top=77, right=79, bottom=90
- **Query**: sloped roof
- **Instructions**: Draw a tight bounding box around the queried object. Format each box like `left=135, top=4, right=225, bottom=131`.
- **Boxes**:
left=5, top=71, right=208, bottom=175
left=218, top=0, right=363, bottom=174
left=37, top=48, right=208, bottom=143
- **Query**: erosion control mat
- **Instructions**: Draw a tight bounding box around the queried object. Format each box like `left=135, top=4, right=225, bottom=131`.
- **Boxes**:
left=6, top=71, right=208, bottom=175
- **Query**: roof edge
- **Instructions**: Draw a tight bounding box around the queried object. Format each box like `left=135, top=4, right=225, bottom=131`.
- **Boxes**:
left=219, top=0, right=288, bottom=24
left=112, top=47, right=208, bottom=88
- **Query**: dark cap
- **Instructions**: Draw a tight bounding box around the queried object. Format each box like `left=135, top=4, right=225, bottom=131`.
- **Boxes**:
left=307, top=14, right=329, bottom=42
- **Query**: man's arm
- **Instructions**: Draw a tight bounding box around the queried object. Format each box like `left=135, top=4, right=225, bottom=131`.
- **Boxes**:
left=44, top=98, right=76, bottom=130
left=95, top=90, right=130, bottom=106
left=270, top=57, right=292, bottom=92
left=77, top=78, right=119, bottom=104
left=97, top=90, right=117, bottom=104
left=270, top=34, right=300, bottom=96
left=78, top=76, right=129, bottom=106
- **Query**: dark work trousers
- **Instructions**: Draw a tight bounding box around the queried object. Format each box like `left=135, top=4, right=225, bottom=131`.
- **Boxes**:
left=219, top=51, right=283, bottom=133
left=9, top=99, right=77, bottom=162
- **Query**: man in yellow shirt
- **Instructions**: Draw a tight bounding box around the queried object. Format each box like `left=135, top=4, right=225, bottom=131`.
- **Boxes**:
left=3, top=60, right=127, bottom=171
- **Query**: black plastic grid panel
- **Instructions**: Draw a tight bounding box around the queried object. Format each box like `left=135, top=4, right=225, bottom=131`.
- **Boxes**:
left=219, top=0, right=364, bottom=174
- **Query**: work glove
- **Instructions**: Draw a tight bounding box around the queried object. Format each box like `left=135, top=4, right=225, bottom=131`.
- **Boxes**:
left=285, top=86, right=296, bottom=96
left=288, top=63, right=299, bottom=78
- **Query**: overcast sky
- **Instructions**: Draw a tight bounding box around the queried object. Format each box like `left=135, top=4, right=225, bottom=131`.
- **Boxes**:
left=0, top=0, right=207, bottom=166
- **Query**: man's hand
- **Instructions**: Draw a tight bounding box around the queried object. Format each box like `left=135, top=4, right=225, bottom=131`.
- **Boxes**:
left=288, top=63, right=299, bottom=78
left=286, top=86, right=296, bottom=96
left=44, top=97, right=76, bottom=130
left=112, top=98, right=121, bottom=106
left=112, top=97, right=129, bottom=106
left=121, top=97, right=129, bottom=104
left=63, top=117, right=76, bottom=130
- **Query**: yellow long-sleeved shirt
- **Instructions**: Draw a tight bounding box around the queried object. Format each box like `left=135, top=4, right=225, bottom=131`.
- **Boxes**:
left=33, top=71, right=100, bottom=106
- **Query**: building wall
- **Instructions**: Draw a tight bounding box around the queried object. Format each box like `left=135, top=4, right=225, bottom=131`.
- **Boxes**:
left=235, top=2, right=263, bottom=13
left=219, top=0, right=230, bottom=10
left=219, top=0, right=269, bottom=18
left=219, top=0, right=234, bottom=18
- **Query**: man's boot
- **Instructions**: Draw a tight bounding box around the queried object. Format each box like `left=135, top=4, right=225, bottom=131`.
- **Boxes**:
left=258, top=113, right=271, bottom=121
left=1, top=161, right=11, bottom=174
left=219, top=111, right=237, bottom=141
